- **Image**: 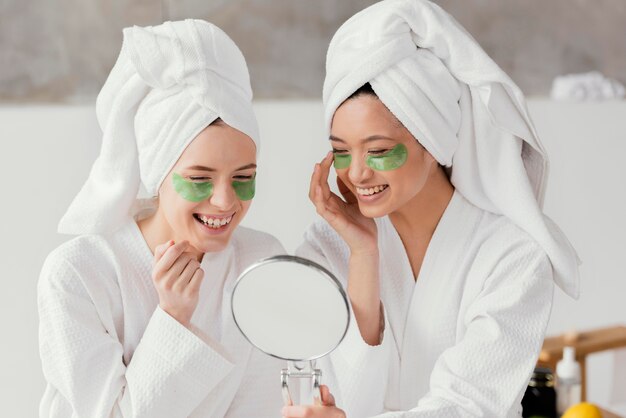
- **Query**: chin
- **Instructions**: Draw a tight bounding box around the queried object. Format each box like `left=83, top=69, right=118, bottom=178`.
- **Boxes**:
left=183, top=217, right=239, bottom=254
left=357, top=203, right=391, bottom=219
left=195, top=237, right=231, bottom=253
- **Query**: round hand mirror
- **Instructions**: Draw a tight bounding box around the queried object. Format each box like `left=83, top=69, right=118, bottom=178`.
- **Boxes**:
left=231, top=255, right=350, bottom=405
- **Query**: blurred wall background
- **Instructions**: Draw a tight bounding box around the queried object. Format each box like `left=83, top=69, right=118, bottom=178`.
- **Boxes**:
left=1, top=0, right=625, bottom=101
left=1, top=1, right=625, bottom=417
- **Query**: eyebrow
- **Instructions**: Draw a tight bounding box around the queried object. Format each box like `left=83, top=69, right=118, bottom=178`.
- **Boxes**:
left=184, top=163, right=257, bottom=172
left=329, top=135, right=396, bottom=144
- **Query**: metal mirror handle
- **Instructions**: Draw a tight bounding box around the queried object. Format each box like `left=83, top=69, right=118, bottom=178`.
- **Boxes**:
left=281, top=360, right=323, bottom=406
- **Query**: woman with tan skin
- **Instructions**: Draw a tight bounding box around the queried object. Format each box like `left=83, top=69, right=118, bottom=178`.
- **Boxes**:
left=285, top=1, right=580, bottom=417
left=38, top=20, right=285, bottom=417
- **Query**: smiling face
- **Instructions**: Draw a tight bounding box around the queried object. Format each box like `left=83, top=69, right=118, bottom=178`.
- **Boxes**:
left=330, top=93, right=438, bottom=218
left=155, top=120, right=257, bottom=254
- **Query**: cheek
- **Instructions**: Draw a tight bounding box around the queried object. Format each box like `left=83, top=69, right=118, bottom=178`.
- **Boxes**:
left=161, top=189, right=197, bottom=221
left=387, top=159, right=428, bottom=196
left=237, top=200, right=252, bottom=218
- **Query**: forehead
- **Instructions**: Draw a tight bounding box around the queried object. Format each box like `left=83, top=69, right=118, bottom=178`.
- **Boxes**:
left=331, top=96, right=406, bottom=143
left=177, top=123, right=256, bottom=168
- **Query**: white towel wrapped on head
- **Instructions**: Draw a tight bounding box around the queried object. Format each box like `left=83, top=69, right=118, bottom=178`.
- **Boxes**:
left=58, top=19, right=259, bottom=235
left=323, top=0, right=580, bottom=298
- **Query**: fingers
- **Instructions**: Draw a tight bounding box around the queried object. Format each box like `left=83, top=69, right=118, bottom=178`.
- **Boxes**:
left=172, top=256, right=201, bottom=292
left=309, top=152, right=333, bottom=203
left=320, top=385, right=336, bottom=407
left=336, top=176, right=357, bottom=204
left=185, top=267, right=205, bottom=295
left=281, top=405, right=345, bottom=418
left=153, top=241, right=189, bottom=277
left=318, top=152, right=333, bottom=200
left=308, top=163, right=321, bottom=202
left=151, top=241, right=203, bottom=328
left=168, top=252, right=195, bottom=279
left=154, top=240, right=174, bottom=261
left=281, top=385, right=342, bottom=417
left=313, top=186, right=338, bottom=224
left=282, top=405, right=307, bottom=418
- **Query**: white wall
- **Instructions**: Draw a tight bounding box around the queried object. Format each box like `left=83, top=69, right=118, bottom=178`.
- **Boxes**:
left=1, top=100, right=625, bottom=416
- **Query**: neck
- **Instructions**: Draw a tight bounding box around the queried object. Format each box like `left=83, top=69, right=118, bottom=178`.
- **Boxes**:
left=137, top=208, right=204, bottom=262
left=388, top=165, right=455, bottom=244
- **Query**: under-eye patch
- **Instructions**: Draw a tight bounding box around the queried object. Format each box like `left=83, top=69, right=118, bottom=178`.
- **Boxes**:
left=333, top=152, right=352, bottom=169
left=172, top=173, right=213, bottom=202
left=232, top=174, right=256, bottom=201
left=366, top=144, right=408, bottom=171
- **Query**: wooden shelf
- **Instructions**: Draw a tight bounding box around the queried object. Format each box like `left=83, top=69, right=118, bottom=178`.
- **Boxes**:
left=538, top=325, right=626, bottom=403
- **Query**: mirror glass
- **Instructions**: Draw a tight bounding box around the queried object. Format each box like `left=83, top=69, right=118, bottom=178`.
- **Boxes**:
left=231, top=255, right=349, bottom=361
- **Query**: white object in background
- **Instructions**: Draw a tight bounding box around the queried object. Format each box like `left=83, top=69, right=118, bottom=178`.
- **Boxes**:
left=551, top=71, right=625, bottom=101
left=610, top=348, right=626, bottom=406
left=557, top=346, right=583, bottom=415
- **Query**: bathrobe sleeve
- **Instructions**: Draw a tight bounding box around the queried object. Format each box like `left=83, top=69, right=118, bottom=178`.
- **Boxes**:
left=296, top=225, right=392, bottom=417
left=376, top=242, right=555, bottom=418
left=38, top=249, right=235, bottom=418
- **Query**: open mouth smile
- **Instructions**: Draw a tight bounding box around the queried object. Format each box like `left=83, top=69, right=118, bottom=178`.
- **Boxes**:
left=193, top=212, right=235, bottom=231
left=356, top=184, right=389, bottom=196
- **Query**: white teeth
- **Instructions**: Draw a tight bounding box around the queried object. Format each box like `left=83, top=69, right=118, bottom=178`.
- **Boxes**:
left=196, top=215, right=234, bottom=228
left=356, top=185, right=388, bottom=196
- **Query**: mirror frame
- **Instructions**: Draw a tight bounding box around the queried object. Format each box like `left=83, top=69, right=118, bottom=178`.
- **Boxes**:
left=231, top=254, right=351, bottom=362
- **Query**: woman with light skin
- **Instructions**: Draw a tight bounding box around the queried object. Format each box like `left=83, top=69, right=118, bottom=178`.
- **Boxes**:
left=137, top=120, right=261, bottom=326
left=285, top=1, right=580, bottom=417
left=38, top=20, right=285, bottom=417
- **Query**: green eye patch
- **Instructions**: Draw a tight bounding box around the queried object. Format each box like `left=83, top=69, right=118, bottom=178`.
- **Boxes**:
left=366, top=144, right=408, bottom=171
left=232, top=174, right=256, bottom=201
left=333, top=152, right=352, bottom=169
left=173, top=173, right=213, bottom=202
left=174, top=172, right=257, bottom=202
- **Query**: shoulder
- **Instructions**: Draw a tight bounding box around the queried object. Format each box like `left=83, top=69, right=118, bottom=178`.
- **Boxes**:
left=301, top=219, right=348, bottom=255
left=470, top=211, right=553, bottom=289
left=478, top=212, right=547, bottom=261
left=295, top=220, right=350, bottom=279
left=230, top=226, right=286, bottom=260
left=41, top=234, right=112, bottom=277
left=38, top=232, right=120, bottom=296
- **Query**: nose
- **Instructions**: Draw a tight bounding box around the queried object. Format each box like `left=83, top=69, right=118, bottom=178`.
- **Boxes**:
left=348, top=154, right=373, bottom=185
left=209, top=180, right=237, bottom=211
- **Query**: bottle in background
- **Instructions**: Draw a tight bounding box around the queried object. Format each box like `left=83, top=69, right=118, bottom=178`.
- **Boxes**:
left=522, top=367, right=558, bottom=418
left=556, top=346, right=582, bottom=415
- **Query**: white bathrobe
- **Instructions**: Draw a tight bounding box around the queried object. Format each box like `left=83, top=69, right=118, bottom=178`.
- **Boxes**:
left=296, top=191, right=554, bottom=418
left=38, top=220, right=286, bottom=418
